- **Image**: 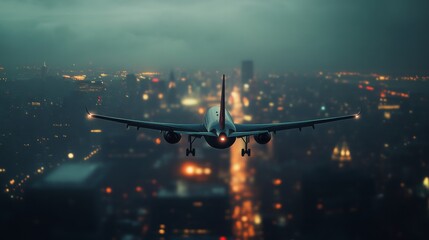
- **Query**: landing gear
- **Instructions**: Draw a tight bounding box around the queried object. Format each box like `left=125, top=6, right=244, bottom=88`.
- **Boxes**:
left=186, top=135, right=197, bottom=156
left=241, top=136, right=251, bottom=157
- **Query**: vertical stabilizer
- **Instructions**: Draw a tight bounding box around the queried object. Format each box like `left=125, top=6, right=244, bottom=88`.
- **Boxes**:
left=219, top=74, right=226, bottom=130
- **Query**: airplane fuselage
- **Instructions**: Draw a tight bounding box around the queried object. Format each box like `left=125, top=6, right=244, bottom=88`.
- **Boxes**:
left=203, top=106, right=236, bottom=149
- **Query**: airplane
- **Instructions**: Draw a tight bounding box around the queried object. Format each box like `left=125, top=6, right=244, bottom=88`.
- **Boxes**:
left=86, top=74, right=360, bottom=157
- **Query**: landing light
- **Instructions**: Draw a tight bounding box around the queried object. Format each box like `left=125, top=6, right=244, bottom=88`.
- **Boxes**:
left=219, top=134, right=227, bottom=142
left=355, top=114, right=360, bottom=119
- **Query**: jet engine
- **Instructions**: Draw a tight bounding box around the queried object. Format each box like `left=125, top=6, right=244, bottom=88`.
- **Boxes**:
left=163, top=131, right=181, bottom=144
left=254, top=133, right=271, bottom=144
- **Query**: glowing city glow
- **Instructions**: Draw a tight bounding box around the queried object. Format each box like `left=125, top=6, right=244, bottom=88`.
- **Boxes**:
left=181, top=97, right=199, bottom=106
left=182, top=163, right=212, bottom=177
left=105, top=187, right=112, bottom=194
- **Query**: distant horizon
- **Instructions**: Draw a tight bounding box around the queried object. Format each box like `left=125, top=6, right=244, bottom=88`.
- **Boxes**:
left=2, top=62, right=429, bottom=77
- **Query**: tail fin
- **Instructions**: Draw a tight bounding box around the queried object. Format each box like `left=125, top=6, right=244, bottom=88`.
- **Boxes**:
left=219, top=74, right=226, bottom=130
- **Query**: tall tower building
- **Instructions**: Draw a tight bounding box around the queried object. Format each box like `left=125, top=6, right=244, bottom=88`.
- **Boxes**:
left=241, top=60, right=254, bottom=84
left=167, top=70, right=179, bottom=107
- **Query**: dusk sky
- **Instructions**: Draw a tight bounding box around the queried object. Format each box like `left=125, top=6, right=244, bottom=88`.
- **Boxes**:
left=1, top=0, right=428, bottom=73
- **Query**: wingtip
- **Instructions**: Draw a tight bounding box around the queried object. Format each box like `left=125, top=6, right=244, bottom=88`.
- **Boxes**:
left=85, top=107, right=91, bottom=115
left=354, top=108, right=361, bottom=119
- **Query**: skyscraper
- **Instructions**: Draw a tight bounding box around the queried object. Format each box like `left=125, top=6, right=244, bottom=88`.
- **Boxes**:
left=241, top=60, right=254, bottom=84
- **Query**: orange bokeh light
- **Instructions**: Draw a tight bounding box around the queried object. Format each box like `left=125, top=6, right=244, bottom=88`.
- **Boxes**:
left=184, top=164, right=195, bottom=175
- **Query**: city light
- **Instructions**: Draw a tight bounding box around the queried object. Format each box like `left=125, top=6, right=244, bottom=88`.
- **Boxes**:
left=243, top=115, right=252, bottom=122
left=105, top=187, right=112, bottom=194
left=424, top=177, right=429, bottom=189
left=273, top=178, right=282, bottom=186
left=254, top=214, right=262, bottom=225
left=72, top=75, right=86, bottom=81
left=142, top=93, right=149, bottom=101
left=378, top=105, right=400, bottom=110
left=181, top=97, right=199, bottom=106
left=67, top=152, right=74, bottom=159
left=184, top=164, right=195, bottom=176
left=182, top=163, right=211, bottom=177
left=198, top=107, right=205, bottom=115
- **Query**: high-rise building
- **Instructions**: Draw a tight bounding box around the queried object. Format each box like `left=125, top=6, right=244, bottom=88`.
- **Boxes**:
left=241, top=60, right=254, bottom=84
left=167, top=70, right=179, bottom=106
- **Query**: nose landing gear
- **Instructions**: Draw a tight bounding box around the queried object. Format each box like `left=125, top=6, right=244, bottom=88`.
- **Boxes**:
left=241, top=136, right=251, bottom=157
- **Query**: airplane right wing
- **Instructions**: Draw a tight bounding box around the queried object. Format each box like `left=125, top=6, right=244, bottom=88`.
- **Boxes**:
left=234, top=112, right=360, bottom=133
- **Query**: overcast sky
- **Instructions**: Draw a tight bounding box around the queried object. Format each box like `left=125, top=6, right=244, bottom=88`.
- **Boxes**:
left=1, top=0, right=428, bottom=73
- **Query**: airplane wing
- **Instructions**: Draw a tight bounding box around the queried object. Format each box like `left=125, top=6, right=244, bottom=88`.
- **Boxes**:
left=86, top=109, right=207, bottom=133
left=234, top=112, right=360, bottom=133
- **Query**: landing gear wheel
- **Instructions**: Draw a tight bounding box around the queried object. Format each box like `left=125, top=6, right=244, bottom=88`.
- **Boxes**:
left=241, top=136, right=251, bottom=157
left=186, top=135, right=197, bottom=156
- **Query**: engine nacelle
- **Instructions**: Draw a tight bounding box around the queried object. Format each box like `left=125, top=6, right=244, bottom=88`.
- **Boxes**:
left=163, top=131, right=181, bottom=144
left=254, top=133, right=271, bottom=144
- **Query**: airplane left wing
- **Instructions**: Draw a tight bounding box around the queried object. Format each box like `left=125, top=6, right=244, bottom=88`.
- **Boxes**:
left=86, top=109, right=207, bottom=133
left=235, top=112, right=359, bottom=133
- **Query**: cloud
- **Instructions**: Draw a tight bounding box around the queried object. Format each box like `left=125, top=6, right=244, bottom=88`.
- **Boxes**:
left=1, top=0, right=428, bottom=73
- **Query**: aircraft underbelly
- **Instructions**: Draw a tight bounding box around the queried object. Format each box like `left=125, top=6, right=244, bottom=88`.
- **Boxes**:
left=204, top=136, right=236, bottom=149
